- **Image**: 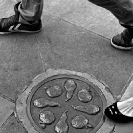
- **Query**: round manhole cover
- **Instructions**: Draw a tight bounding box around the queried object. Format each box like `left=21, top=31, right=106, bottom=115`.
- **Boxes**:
left=16, top=69, right=115, bottom=133
left=27, top=74, right=106, bottom=133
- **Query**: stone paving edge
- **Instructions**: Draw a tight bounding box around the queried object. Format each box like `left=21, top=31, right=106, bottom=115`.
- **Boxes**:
left=0, top=95, right=15, bottom=129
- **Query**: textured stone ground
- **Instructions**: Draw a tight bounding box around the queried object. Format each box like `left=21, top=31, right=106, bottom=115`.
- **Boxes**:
left=0, top=0, right=133, bottom=133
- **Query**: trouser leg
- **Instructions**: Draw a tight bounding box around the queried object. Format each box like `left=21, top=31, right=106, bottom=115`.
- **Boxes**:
left=18, top=0, right=43, bottom=23
left=88, top=0, right=133, bottom=28
left=117, top=97, right=133, bottom=117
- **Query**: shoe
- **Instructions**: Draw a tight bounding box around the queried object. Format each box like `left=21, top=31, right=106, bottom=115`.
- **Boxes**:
left=111, top=29, right=133, bottom=50
left=0, top=2, right=42, bottom=34
left=104, top=102, right=133, bottom=123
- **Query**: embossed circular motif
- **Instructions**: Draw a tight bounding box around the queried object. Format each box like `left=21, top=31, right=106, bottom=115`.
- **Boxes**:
left=27, top=75, right=106, bottom=133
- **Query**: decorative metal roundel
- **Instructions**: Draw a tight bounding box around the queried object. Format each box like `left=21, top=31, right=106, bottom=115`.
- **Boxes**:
left=27, top=74, right=106, bottom=133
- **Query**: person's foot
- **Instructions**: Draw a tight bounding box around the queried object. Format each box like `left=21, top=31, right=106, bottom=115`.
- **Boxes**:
left=111, top=28, right=133, bottom=50
left=0, top=2, right=42, bottom=34
left=104, top=102, right=133, bottom=123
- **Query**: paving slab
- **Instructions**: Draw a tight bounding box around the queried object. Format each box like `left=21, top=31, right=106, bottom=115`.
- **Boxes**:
left=42, top=0, right=124, bottom=39
left=0, top=0, right=49, bottom=101
left=0, top=96, right=15, bottom=128
left=0, top=113, right=27, bottom=133
left=0, top=0, right=46, bottom=101
left=0, top=33, right=45, bottom=101
left=113, top=123, right=133, bottom=133
left=36, top=15, right=133, bottom=97
left=0, top=0, right=45, bottom=101
left=1, top=0, right=131, bottom=98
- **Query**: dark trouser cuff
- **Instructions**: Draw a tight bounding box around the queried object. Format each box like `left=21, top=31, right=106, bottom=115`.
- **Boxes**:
left=119, top=21, right=133, bottom=29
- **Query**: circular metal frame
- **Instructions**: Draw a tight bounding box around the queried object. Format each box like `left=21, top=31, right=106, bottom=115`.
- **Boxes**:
left=16, top=69, right=115, bottom=133
left=26, top=74, right=107, bottom=133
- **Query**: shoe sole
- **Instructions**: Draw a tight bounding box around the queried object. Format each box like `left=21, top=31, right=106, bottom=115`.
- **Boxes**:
left=111, top=38, right=133, bottom=51
left=0, top=28, right=42, bottom=35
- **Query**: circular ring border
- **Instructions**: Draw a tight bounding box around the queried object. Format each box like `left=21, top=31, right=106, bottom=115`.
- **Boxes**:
left=16, top=69, right=115, bottom=133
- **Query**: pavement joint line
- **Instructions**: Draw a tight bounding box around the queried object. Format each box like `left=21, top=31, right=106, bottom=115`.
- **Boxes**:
left=0, top=93, right=15, bottom=103
left=110, top=124, right=116, bottom=133
left=48, top=14, right=111, bottom=41
left=0, top=112, right=14, bottom=129
left=0, top=96, right=15, bottom=129
left=35, top=35, right=48, bottom=72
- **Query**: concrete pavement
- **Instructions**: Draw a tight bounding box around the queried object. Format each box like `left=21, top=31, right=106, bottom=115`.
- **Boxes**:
left=0, top=0, right=133, bottom=132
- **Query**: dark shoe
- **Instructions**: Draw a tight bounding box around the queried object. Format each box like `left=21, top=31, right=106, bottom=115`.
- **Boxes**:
left=0, top=2, right=42, bottom=34
left=105, top=102, right=133, bottom=123
left=111, top=29, right=133, bottom=50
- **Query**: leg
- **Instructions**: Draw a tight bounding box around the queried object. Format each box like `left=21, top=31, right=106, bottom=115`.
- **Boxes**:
left=0, top=0, right=43, bottom=34
left=88, top=0, right=133, bottom=50
left=88, top=0, right=133, bottom=26
left=104, top=71, right=133, bottom=123
left=18, top=0, right=43, bottom=23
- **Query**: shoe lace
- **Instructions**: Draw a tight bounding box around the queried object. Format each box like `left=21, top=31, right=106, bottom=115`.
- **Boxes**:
left=1, top=14, right=19, bottom=28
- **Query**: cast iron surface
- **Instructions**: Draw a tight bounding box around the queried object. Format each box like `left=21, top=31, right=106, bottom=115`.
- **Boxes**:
left=27, top=75, right=106, bottom=133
